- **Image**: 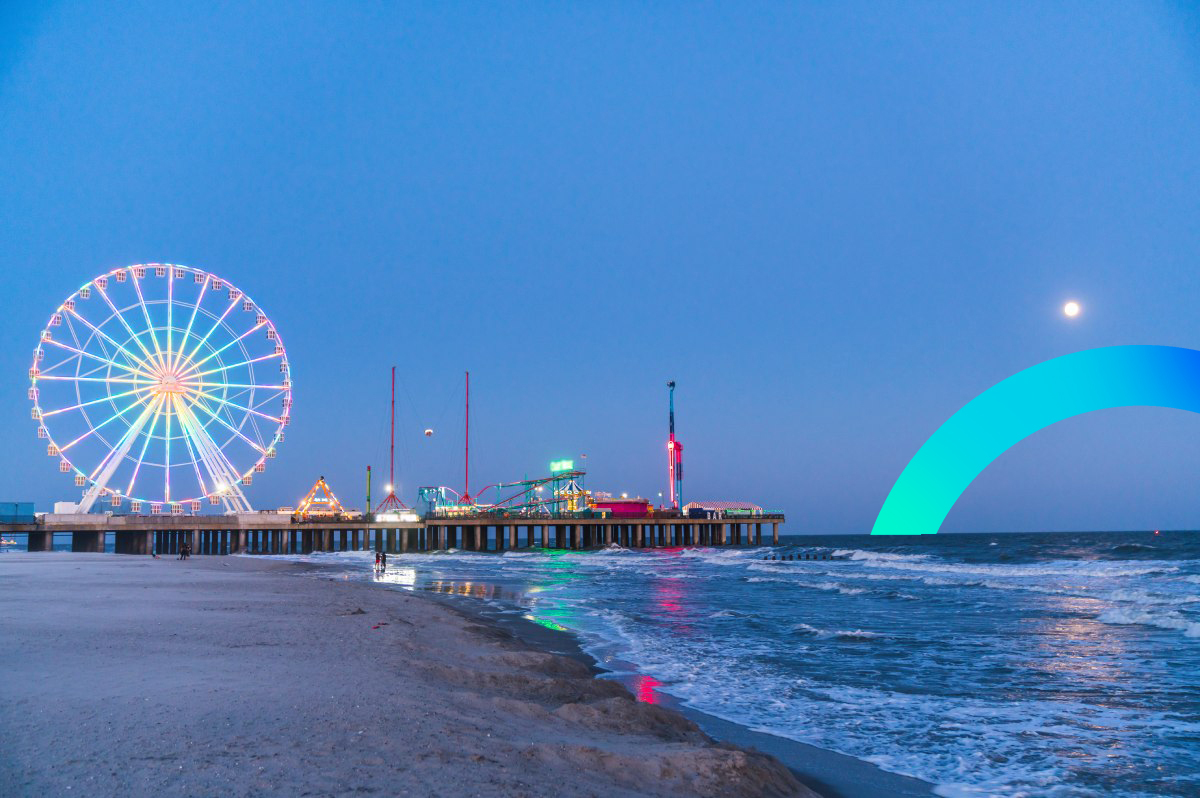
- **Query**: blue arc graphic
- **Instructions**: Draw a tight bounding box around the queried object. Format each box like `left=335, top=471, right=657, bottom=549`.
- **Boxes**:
left=872, top=345, right=1200, bottom=535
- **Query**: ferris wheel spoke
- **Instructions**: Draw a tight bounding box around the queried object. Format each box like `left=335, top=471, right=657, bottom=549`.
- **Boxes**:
left=175, top=400, right=250, bottom=498
left=75, top=396, right=164, bottom=513
left=92, top=286, right=161, bottom=371
left=40, top=384, right=158, bottom=419
left=63, top=306, right=156, bottom=376
left=172, top=397, right=212, bottom=497
left=124, top=395, right=167, bottom=498
left=190, top=380, right=288, bottom=392
left=130, top=272, right=167, bottom=370
left=245, top=411, right=266, bottom=454
left=163, top=387, right=172, bottom=503
left=166, top=268, right=174, bottom=375
left=176, top=321, right=268, bottom=378
left=186, top=350, right=282, bottom=381
left=185, top=386, right=283, bottom=424
left=180, top=294, right=242, bottom=372
left=40, top=338, right=153, bottom=379
left=37, top=374, right=155, bottom=385
left=58, top=390, right=157, bottom=452
left=186, top=394, right=268, bottom=454
left=171, top=276, right=209, bottom=373
left=86, top=393, right=160, bottom=484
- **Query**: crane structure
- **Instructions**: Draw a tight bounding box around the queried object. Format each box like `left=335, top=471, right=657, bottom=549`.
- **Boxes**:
left=667, top=380, right=683, bottom=510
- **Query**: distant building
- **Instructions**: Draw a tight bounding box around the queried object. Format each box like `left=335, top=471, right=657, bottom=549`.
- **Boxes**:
left=683, top=500, right=764, bottom=519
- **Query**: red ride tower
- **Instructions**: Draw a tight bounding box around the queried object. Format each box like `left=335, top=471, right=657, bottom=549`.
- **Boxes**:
left=667, top=381, right=683, bottom=510
left=375, top=366, right=408, bottom=512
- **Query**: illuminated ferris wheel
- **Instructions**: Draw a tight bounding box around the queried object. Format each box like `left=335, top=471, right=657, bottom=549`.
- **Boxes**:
left=29, top=264, right=292, bottom=515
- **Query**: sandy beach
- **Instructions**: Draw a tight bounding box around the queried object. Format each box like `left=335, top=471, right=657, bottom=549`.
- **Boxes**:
left=0, top=554, right=815, bottom=797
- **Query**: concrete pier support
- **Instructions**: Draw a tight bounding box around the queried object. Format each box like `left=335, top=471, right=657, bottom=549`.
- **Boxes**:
left=27, top=531, right=54, bottom=551
left=772, top=523, right=779, bottom=546
left=114, top=530, right=152, bottom=555
left=509, top=524, right=517, bottom=550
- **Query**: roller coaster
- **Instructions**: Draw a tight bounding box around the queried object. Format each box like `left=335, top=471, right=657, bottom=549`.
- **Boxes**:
left=417, top=464, right=590, bottom=518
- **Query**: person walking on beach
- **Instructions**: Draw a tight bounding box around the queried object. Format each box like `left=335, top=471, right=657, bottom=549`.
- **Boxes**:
left=380, top=551, right=387, bottom=571
left=374, top=551, right=381, bottom=570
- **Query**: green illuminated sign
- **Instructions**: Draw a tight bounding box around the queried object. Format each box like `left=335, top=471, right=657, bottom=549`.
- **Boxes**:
left=550, top=459, right=574, bottom=473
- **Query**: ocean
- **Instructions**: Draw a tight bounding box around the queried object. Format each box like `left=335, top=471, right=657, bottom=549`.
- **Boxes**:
left=141, top=531, right=1200, bottom=795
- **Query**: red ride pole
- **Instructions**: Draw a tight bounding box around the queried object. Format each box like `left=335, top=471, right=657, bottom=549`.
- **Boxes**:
left=464, top=370, right=470, bottom=502
left=389, top=366, right=396, bottom=490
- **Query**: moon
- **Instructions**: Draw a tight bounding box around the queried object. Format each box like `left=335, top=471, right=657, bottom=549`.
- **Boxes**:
left=1063, top=301, right=1081, bottom=318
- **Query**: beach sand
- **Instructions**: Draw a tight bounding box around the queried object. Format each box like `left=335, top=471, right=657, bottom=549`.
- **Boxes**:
left=0, top=554, right=815, bottom=797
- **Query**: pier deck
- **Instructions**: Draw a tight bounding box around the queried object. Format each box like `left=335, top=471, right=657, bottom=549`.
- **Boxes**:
left=3, top=515, right=785, bottom=554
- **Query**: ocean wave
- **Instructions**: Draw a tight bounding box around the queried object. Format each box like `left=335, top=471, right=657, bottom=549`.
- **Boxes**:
left=790, top=622, right=879, bottom=640
left=833, top=548, right=933, bottom=563
left=1103, top=588, right=1200, bottom=606
left=1095, top=607, right=1200, bottom=638
left=847, top=556, right=1178, bottom=579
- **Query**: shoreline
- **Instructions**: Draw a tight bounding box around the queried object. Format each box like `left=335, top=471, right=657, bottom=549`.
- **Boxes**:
left=0, top=553, right=813, bottom=797
left=431, top=572, right=935, bottom=798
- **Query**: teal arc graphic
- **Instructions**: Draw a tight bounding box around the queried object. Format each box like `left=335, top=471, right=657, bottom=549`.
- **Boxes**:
left=872, top=345, right=1200, bottom=535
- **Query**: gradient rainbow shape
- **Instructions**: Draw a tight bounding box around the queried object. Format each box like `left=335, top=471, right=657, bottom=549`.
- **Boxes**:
left=872, top=345, right=1200, bottom=535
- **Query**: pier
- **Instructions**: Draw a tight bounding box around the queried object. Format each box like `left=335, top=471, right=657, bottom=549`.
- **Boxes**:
left=3, top=514, right=784, bottom=555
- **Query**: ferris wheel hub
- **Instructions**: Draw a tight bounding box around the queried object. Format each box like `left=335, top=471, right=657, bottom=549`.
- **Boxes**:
left=153, top=372, right=190, bottom=395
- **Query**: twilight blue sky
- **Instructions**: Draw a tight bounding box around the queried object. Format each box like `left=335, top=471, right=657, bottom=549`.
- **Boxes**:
left=3, top=2, right=1200, bottom=532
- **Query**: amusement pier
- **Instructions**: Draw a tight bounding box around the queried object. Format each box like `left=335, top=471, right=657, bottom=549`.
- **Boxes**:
left=4, top=512, right=784, bottom=555
left=7, top=264, right=783, bottom=554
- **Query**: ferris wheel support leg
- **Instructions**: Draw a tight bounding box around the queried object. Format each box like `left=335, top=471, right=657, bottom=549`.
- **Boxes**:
left=76, top=400, right=158, bottom=514
left=175, top=402, right=253, bottom=514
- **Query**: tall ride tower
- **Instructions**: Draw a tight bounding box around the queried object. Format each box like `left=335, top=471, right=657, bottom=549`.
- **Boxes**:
left=667, top=380, right=683, bottom=509
left=375, top=366, right=408, bottom=512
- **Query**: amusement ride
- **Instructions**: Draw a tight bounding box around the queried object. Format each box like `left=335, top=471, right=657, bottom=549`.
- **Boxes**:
left=29, top=264, right=292, bottom=515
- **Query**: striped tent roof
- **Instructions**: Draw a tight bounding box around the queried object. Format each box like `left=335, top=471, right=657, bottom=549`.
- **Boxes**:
left=682, top=500, right=763, bottom=512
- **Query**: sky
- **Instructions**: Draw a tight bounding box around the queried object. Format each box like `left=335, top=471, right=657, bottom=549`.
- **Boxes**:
left=2, top=2, right=1200, bottom=533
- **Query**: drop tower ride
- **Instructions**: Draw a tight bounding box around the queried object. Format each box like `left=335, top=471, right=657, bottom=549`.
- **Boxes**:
left=667, top=380, right=683, bottom=509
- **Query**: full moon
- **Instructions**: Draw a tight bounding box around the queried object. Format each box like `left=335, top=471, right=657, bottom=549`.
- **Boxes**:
left=1063, top=301, right=1081, bottom=318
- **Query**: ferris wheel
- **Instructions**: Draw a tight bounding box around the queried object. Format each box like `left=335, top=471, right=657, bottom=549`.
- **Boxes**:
left=29, top=264, right=292, bottom=515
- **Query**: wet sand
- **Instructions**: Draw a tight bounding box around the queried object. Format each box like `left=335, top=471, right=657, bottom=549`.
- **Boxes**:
left=0, top=554, right=814, bottom=797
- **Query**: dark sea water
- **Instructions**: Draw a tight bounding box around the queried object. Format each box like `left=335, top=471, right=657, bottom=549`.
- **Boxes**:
left=280, top=531, right=1198, bottom=797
